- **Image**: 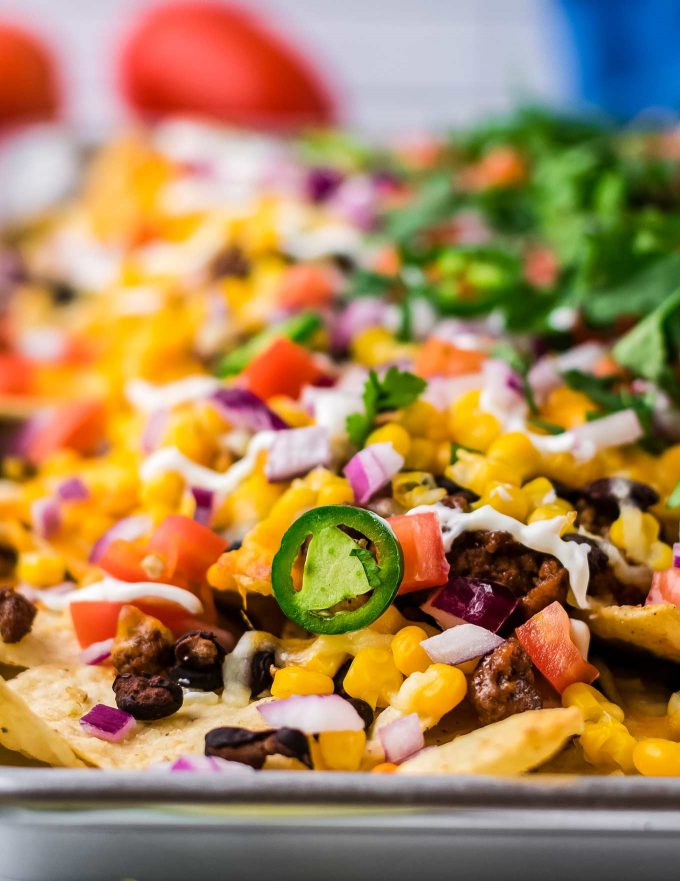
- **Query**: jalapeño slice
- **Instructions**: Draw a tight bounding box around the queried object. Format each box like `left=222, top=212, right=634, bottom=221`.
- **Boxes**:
left=271, top=505, right=403, bottom=635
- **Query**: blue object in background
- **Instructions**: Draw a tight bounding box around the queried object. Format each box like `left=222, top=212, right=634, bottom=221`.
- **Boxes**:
left=558, top=0, right=680, bottom=119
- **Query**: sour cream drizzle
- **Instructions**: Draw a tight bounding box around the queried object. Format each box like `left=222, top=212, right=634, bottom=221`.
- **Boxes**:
left=126, top=376, right=221, bottom=412
left=140, top=431, right=275, bottom=493
left=408, top=503, right=592, bottom=609
left=42, top=577, right=203, bottom=614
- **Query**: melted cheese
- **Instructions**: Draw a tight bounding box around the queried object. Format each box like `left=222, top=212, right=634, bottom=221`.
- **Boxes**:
left=140, top=431, right=275, bottom=493
left=43, top=577, right=203, bottom=614
left=408, top=503, right=592, bottom=609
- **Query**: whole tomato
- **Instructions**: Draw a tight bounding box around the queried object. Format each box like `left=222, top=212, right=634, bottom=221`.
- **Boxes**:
left=0, top=24, right=59, bottom=125
left=119, top=2, right=337, bottom=129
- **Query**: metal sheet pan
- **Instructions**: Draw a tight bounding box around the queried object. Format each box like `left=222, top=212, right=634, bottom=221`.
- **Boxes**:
left=1, top=769, right=680, bottom=881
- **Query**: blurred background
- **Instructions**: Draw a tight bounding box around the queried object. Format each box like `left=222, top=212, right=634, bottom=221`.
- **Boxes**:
left=4, top=0, right=569, bottom=137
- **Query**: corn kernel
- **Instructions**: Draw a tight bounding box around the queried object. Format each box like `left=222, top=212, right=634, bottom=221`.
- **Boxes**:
left=633, top=738, right=680, bottom=776
left=446, top=450, right=519, bottom=497
left=16, top=551, right=66, bottom=587
left=316, top=730, right=366, bottom=771
left=528, top=503, right=576, bottom=532
left=448, top=390, right=501, bottom=451
left=140, top=471, right=185, bottom=510
left=562, top=683, right=624, bottom=723
left=343, top=648, right=404, bottom=709
left=579, top=719, right=636, bottom=772
left=391, top=472, right=446, bottom=509
left=404, top=438, right=438, bottom=472
left=352, top=328, right=413, bottom=367
left=267, top=396, right=312, bottom=428
left=522, top=477, right=556, bottom=511
left=391, top=626, right=431, bottom=676
left=648, top=541, right=674, bottom=572
left=366, top=423, right=411, bottom=458
left=473, top=482, right=529, bottom=521
left=610, top=508, right=660, bottom=564
left=317, top=482, right=355, bottom=506
left=394, top=664, right=467, bottom=728
left=270, top=666, right=334, bottom=699
left=541, top=387, right=593, bottom=429
left=370, top=605, right=409, bottom=635
left=487, top=432, right=540, bottom=481
left=399, top=400, right=449, bottom=441
left=371, top=762, right=399, bottom=773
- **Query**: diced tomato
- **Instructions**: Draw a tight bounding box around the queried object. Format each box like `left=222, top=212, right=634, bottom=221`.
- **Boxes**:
left=277, top=265, right=335, bottom=311
left=523, top=247, right=558, bottom=289
left=461, top=146, right=527, bottom=191
left=414, top=337, right=486, bottom=379
left=97, top=539, right=152, bottom=583
left=0, top=24, right=59, bottom=125
left=25, top=400, right=106, bottom=463
left=70, top=598, right=194, bottom=648
left=371, top=246, right=400, bottom=276
left=241, top=337, right=322, bottom=400
left=515, top=601, right=598, bottom=694
left=646, top=568, right=680, bottom=607
left=0, top=353, right=34, bottom=395
left=389, top=512, right=450, bottom=594
left=148, top=515, right=228, bottom=584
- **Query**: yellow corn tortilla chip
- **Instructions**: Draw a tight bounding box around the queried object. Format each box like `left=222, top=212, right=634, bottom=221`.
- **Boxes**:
left=583, top=601, right=680, bottom=663
left=0, top=664, right=269, bottom=769
left=0, top=611, right=80, bottom=669
left=397, top=707, right=583, bottom=776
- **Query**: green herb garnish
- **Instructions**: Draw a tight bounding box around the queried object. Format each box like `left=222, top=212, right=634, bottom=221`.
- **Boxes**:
left=346, top=367, right=426, bottom=447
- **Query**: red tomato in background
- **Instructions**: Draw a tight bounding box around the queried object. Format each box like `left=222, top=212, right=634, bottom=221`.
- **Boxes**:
left=389, top=512, right=450, bottom=594
left=0, top=353, right=34, bottom=395
left=0, top=24, right=59, bottom=126
left=24, top=400, right=106, bottom=464
left=515, top=601, right=599, bottom=694
left=119, top=2, right=337, bottom=129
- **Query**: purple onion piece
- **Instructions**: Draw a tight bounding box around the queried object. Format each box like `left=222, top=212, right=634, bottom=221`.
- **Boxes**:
left=343, top=443, right=404, bottom=504
left=430, top=576, right=518, bottom=634
left=79, top=704, right=136, bottom=743
left=210, top=388, right=288, bottom=432
left=30, top=497, right=61, bottom=539
left=305, top=167, right=344, bottom=203
left=673, top=542, right=680, bottom=569
left=265, top=426, right=331, bottom=482
left=191, top=486, right=214, bottom=526
left=56, top=477, right=89, bottom=501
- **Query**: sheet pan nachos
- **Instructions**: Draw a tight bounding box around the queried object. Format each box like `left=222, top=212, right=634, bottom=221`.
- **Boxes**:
left=1, top=110, right=680, bottom=777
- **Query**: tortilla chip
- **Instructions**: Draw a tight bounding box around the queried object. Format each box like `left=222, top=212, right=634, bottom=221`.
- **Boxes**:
left=0, top=611, right=81, bottom=669
left=397, top=707, right=583, bottom=775
left=0, top=664, right=269, bottom=769
left=583, top=601, right=680, bottom=663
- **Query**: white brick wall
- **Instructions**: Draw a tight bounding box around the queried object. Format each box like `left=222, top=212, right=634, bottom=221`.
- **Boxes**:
left=1, top=0, right=568, bottom=135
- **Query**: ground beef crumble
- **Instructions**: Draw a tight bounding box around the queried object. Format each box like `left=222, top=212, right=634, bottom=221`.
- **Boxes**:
left=469, top=636, right=543, bottom=725
left=447, top=529, right=569, bottom=619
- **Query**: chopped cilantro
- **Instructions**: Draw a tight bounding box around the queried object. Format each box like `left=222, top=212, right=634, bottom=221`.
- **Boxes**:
left=527, top=417, right=565, bottom=435
left=346, top=367, right=426, bottom=447
left=562, top=369, right=656, bottom=434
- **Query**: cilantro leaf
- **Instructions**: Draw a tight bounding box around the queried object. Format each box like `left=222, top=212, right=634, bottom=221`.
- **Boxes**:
left=527, top=417, right=565, bottom=435
left=384, top=173, right=457, bottom=242
left=562, top=369, right=656, bottom=434
left=346, top=368, right=426, bottom=447
left=349, top=547, right=382, bottom=589
left=668, top=480, right=680, bottom=508
left=583, top=254, right=680, bottom=325
left=612, top=288, right=680, bottom=403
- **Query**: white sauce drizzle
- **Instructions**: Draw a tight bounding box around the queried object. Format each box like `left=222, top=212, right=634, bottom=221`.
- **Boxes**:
left=42, top=577, right=203, bottom=614
left=408, top=503, right=592, bottom=609
left=126, top=376, right=221, bottom=412
left=140, top=431, right=275, bottom=493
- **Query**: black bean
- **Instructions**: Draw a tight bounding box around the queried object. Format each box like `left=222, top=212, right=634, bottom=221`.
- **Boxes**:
left=249, top=650, right=275, bottom=696
left=562, top=533, right=610, bottom=573
left=113, top=673, right=183, bottom=721
left=174, top=631, right=225, bottom=669
left=583, top=478, right=659, bottom=511
left=168, top=664, right=223, bottom=692
left=205, top=725, right=311, bottom=769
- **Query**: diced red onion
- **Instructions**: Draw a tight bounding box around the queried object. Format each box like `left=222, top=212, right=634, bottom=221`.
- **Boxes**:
left=427, top=576, right=518, bottom=634
left=330, top=298, right=391, bottom=353
left=420, top=593, right=465, bottom=630
left=162, top=755, right=255, bottom=774
left=674, top=543, right=680, bottom=569
left=343, top=442, right=404, bottom=504
left=89, top=515, right=153, bottom=564
left=79, top=637, right=114, bottom=666
left=79, top=704, right=136, bottom=743
left=257, top=694, right=364, bottom=733
left=265, top=426, right=331, bottom=482
left=328, top=175, right=378, bottom=231
left=305, top=166, right=344, bottom=203
left=421, top=374, right=483, bottom=410
left=30, top=497, right=61, bottom=539
left=420, top=623, right=504, bottom=665
left=210, top=388, right=288, bottom=431
left=141, top=409, right=169, bottom=454
left=528, top=343, right=606, bottom=403
left=56, top=477, right=89, bottom=501
left=570, top=409, right=643, bottom=458
left=480, top=359, right=526, bottom=417
left=191, top=487, right=214, bottom=526
left=378, top=713, right=424, bottom=764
